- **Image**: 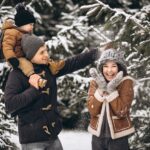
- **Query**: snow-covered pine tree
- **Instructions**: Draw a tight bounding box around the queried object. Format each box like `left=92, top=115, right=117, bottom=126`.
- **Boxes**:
left=0, top=89, right=18, bottom=149
left=0, top=5, right=18, bottom=149
left=0, top=1, right=149, bottom=149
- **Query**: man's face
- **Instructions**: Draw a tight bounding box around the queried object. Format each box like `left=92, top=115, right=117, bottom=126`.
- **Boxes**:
left=31, top=45, right=49, bottom=65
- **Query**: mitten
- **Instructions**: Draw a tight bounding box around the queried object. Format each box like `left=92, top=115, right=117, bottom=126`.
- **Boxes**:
left=107, top=71, right=123, bottom=93
left=8, top=57, right=19, bottom=68
left=89, top=67, right=107, bottom=91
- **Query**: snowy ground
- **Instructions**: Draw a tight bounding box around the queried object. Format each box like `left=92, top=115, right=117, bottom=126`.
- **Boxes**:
left=60, top=130, right=92, bottom=150
left=12, top=130, right=92, bottom=150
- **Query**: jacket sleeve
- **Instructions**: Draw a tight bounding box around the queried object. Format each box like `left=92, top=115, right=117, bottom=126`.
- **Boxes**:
left=2, top=29, right=17, bottom=60
left=87, top=80, right=104, bottom=117
left=4, top=70, right=40, bottom=115
left=56, top=49, right=99, bottom=77
left=106, top=79, right=134, bottom=118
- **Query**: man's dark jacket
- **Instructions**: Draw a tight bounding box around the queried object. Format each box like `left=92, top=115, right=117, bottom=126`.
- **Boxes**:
left=4, top=49, right=98, bottom=144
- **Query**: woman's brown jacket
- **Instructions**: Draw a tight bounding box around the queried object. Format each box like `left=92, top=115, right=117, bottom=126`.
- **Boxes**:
left=87, top=76, right=135, bottom=139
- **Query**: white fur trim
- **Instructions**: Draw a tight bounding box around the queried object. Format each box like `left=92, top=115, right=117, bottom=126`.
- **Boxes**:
left=106, top=102, right=114, bottom=138
left=106, top=91, right=119, bottom=102
left=88, top=102, right=106, bottom=136
left=106, top=103, right=135, bottom=139
left=94, top=89, right=105, bottom=102
left=112, top=127, right=135, bottom=139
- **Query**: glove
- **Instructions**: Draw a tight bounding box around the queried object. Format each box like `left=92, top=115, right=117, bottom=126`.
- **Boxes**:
left=8, top=57, right=19, bottom=68
left=107, top=71, right=123, bottom=93
left=89, top=67, right=107, bottom=91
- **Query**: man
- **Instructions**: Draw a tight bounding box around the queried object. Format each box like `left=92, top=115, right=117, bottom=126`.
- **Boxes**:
left=4, top=34, right=100, bottom=150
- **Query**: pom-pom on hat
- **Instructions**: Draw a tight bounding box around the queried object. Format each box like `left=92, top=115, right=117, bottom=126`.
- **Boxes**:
left=15, top=3, right=35, bottom=27
left=21, top=34, right=45, bottom=60
left=97, top=48, right=127, bottom=71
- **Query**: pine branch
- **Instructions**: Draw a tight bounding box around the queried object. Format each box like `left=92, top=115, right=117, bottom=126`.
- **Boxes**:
left=0, top=0, right=7, bottom=7
left=81, top=0, right=149, bottom=32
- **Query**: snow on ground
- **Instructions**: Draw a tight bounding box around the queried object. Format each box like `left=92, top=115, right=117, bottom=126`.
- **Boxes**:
left=12, top=130, right=92, bottom=150
left=59, top=130, right=92, bottom=150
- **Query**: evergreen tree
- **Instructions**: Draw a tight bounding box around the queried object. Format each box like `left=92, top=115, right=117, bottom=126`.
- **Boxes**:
left=0, top=89, right=18, bottom=149
left=0, top=0, right=149, bottom=149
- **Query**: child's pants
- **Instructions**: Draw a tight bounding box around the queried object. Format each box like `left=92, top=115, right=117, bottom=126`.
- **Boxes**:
left=21, top=137, right=63, bottom=150
left=92, top=135, right=129, bottom=150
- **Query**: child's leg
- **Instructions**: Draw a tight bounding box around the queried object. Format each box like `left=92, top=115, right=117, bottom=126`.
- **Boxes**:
left=48, top=59, right=65, bottom=75
left=18, top=57, right=47, bottom=88
left=18, top=57, right=34, bottom=77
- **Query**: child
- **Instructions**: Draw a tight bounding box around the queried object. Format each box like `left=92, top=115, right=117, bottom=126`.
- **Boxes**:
left=4, top=34, right=99, bottom=149
left=87, top=48, right=135, bottom=150
left=2, top=4, right=61, bottom=88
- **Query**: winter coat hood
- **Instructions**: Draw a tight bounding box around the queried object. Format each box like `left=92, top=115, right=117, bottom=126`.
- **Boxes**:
left=2, top=19, right=16, bottom=30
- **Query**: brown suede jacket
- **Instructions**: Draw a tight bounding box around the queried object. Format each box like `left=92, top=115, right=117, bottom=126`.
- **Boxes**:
left=87, top=76, right=135, bottom=139
left=2, top=19, right=27, bottom=60
left=2, top=19, right=65, bottom=76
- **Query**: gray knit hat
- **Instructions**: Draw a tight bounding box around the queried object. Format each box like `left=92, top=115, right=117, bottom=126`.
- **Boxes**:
left=97, top=48, right=127, bottom=71
left=21, top=34, right=45, bottom=60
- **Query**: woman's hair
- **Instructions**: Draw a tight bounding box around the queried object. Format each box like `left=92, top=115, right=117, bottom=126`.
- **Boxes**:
left=117, top=63, right=128, bottom=76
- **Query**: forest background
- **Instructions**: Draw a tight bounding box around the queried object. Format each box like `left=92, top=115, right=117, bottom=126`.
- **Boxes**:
left=0, top=0, right=149, bottom=149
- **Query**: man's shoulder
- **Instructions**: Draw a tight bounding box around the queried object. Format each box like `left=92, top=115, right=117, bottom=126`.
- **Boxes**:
left=8, top=68, right=25, bottom=79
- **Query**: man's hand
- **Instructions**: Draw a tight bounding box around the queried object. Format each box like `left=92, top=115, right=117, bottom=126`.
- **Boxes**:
left=29, top=74, right=41, bottom=89
left=107, top=71, right=123, bottom=93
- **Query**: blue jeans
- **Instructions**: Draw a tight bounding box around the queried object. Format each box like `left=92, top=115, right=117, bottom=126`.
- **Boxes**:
left=21, top=137, right=63, bottom=150
left=92, top=136, right=129, bottom=150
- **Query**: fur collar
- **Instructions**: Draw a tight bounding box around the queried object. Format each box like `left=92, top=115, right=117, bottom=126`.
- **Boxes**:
left=120, top=76, right=136, bottom=86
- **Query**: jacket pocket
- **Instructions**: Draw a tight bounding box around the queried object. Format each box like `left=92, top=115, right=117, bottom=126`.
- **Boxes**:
left=112, top=116, right=130, bottom=132
left=44, top=110, right=62, bottom=137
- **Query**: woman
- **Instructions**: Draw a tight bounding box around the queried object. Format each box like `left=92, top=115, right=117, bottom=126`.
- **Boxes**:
left=87, top=48, right=135, bottom=150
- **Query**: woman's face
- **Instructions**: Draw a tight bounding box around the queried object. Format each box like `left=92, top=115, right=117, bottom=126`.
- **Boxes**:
left=102, top=60, right=119, bottom=81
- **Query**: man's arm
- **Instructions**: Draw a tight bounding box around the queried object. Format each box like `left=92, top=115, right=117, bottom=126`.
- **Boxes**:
left=56, top=49, right=99, bottom=77
left=4, top=70, right=40, bottom=115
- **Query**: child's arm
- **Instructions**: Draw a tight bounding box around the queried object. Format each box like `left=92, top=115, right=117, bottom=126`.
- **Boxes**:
left=2, top=29, right=21, bottom=68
